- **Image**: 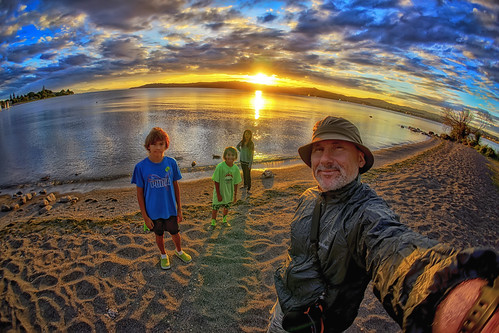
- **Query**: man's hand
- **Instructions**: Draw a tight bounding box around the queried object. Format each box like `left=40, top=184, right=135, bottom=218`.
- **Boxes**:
left=177, top=211, right=183, bottom=223
left=433, top=278, right=499, bottom=333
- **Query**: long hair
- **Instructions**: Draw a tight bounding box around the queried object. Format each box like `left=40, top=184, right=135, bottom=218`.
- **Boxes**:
left=241, top=129, right=253, bottom=147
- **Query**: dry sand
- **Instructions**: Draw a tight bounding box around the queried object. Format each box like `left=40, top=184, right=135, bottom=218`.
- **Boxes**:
left=0, top=137, right=498, bottom=332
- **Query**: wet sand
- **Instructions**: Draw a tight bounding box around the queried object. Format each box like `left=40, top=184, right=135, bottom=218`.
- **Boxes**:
left=0, top=137, right=498, bottom=332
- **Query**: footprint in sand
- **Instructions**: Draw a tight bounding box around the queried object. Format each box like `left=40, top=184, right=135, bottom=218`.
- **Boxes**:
left=116, top=246, right=147, bottom=259
left=62, top=270, right=84, bottom=283
left=74, top=280, right=99, bottom=300
left=31, top=274, right=58, bottom=288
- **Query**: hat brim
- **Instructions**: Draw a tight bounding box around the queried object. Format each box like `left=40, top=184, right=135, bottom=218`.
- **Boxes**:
left=298, top=134, right=374, bottom=174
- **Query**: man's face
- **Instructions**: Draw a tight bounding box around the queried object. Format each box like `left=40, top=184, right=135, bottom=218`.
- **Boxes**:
left=311, top=140, right=366, bottom=192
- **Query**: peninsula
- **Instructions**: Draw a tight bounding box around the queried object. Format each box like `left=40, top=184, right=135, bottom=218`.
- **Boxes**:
left=1, top=87, right=74, bottom=107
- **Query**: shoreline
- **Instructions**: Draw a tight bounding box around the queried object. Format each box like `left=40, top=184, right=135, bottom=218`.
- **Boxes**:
left=0, top=136, right=439, bottom=198
left=0, top=137, right=442, bottom=227
left=1, top=137, right=498, bottom=332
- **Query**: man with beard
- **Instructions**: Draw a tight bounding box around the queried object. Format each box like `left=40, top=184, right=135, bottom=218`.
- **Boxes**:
left=267, top=116, right=498, bottom=333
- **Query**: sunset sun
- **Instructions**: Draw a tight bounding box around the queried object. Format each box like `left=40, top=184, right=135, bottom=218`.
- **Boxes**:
left=247, top=73, right=277, bottom=85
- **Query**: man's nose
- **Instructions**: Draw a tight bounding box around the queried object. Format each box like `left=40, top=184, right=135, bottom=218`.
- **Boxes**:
left=320, top=148, right=336, bottom=163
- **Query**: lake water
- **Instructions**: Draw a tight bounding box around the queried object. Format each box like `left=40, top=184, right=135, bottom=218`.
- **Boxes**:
left=0, top=88, right=446, bottom=192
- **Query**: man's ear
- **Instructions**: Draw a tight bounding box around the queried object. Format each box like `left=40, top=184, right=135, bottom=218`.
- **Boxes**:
left=358, top=151, right=366, bottom=168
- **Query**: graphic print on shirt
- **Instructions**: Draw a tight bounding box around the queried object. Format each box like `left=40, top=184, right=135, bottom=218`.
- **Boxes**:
left=224, top=172, right=233, bottom=182
left=148, top=172, right=170, bottom=189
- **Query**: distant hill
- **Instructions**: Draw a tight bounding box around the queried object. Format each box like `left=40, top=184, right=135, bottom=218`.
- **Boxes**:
left=132, top=81, right=442, bottom=123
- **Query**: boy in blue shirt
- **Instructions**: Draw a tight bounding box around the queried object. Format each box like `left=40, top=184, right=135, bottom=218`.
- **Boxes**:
left=132, top=127, right=192, bottom=270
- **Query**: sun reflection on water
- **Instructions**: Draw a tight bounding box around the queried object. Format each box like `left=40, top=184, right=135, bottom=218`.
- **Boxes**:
left=252, top=90, right=264, bottom=119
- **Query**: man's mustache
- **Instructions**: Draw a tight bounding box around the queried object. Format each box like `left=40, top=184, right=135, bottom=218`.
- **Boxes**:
left=316, top=164, right=342, bottom=172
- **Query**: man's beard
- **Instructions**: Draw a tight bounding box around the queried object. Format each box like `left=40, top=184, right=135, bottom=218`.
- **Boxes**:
left=314, top=163, right=352, bottom=192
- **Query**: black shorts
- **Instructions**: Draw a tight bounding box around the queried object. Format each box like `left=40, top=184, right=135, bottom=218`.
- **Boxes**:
left=152, top=216, right=179, bottom=236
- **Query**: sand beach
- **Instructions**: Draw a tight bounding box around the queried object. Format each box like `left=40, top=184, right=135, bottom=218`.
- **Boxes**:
left=0, top=137, right=498, bottom=332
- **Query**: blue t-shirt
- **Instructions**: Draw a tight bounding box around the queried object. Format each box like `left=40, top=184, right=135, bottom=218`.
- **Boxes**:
left=131, top=156, right=182, bottom=220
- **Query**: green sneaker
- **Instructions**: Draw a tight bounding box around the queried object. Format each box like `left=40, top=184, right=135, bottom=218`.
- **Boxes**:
left=209, top=219, right=216, bottom=230
left=175, top=251, right=192, bottom=263
left=222, top=216, right=231, bottom=227
left=160, top=255, right=170, bottom=270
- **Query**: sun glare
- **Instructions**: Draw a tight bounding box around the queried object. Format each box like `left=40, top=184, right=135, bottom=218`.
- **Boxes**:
left=247, top=73, right=277, bottom=85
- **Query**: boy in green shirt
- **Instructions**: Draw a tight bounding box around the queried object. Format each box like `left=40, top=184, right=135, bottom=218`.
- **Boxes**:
left=210, top=146, right=242, bottom=229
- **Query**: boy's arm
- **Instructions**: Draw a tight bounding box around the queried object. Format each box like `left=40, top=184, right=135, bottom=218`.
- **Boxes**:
left=173, top=180, right=183, bottom=223
left=136, top=187, right=153, bottom=229
left=233, top=184, right=238, bottom=203
left=215, top=181, right=222, bottom=202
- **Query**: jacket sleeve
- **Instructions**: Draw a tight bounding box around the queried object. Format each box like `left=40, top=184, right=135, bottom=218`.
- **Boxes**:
left=352, top=202, right=499, bottom=331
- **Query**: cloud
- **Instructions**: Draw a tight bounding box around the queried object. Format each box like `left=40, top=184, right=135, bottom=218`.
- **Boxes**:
left=481, top=63, right=499, bottom=86
left=3, top=34, right=73, bottom=63
left=60, top=54, right=94, bottom=66
left=37, top=0, right=187, bottom=31
left=100, top=36, right=147, bottom=61
left=0, top=0, right=497, bottom=123
left=257, top=13, right=278, bottom=23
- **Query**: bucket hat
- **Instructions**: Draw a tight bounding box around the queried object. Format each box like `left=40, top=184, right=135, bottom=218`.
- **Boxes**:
left=298, top=116, right=374, bottom=174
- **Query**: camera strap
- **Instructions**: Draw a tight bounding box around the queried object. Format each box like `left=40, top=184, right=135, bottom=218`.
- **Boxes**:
left=310, top=196, right=327, bottom=333
left=310, top=196, right=322, bottom=247
left=283, top=196, right=327, bottom=333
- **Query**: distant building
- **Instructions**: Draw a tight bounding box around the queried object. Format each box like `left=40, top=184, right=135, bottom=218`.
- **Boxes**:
left=0, top=100, right=12, bottom=110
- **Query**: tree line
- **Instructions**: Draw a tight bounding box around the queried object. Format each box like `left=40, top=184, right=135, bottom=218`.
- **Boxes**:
left=2, top=87, right=74, bottom=106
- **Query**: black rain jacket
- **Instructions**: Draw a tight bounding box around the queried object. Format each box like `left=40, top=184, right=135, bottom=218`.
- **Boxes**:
left=274, top=177, right=498, bottom=332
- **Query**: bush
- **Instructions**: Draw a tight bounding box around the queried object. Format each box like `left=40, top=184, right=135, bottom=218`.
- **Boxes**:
left=440, top=133, right=451, bottom=141
left=476, top=145, right=498, bottom=160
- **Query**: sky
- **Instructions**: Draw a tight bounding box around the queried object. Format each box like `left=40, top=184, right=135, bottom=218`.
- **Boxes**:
left=1, top=0, right=498, bottom=128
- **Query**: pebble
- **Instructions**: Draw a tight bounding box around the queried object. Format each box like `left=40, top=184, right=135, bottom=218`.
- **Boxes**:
left=46, top=193, right=56, bottom=202
left=106, top=308, right=118, bottom=319
left=39, top=199, right=50, bottom=207
left=39, top=205, right=52, bottom=214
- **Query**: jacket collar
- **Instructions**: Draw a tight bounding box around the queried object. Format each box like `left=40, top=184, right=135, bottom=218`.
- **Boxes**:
left=318, top=175, right=362, bottom=204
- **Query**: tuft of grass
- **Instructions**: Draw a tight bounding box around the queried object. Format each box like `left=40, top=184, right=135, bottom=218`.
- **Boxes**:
left=488, top=158, right=499, bottom=190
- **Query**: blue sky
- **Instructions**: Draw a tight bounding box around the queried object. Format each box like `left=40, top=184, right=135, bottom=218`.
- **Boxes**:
left=1, top=0, right=498, bottom=129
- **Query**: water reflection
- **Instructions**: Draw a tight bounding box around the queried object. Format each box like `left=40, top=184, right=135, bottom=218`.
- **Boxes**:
left=0, top=88, right=445, bottom=189
left=252, top=90, right=264, bottom=119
